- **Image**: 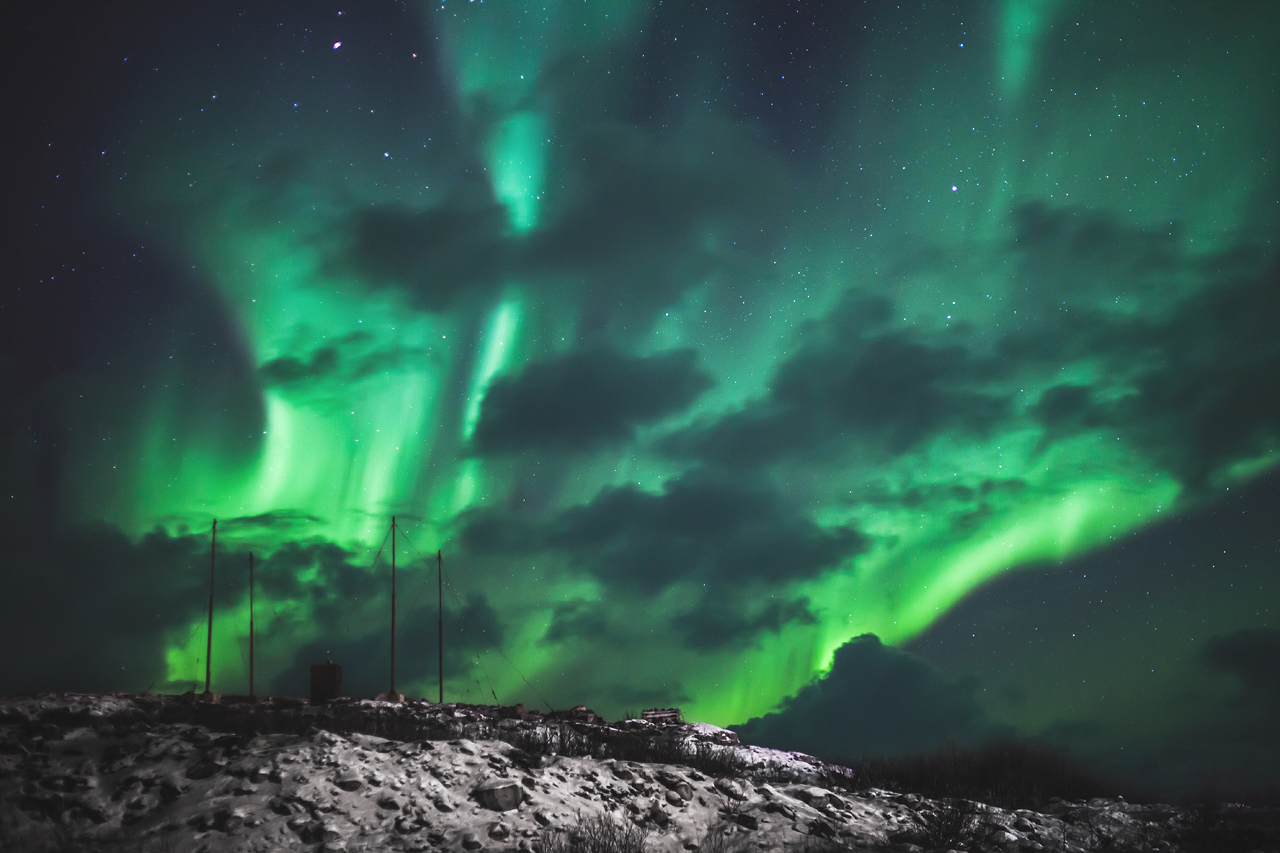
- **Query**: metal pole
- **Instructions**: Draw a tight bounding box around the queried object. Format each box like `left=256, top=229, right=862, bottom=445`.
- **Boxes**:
left=438, top=549, right=443, bottom=704
left=390, top=516, right=396, bottom=697
left=249, top=551, right=255, bottom=698
left=205, top=519, right=216, bottom=694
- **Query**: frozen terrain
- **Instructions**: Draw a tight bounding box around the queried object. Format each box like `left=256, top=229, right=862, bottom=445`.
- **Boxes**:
left=1, top=693, right=1275, bottom=852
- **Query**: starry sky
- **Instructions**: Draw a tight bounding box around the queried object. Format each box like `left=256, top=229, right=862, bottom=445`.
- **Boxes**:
left=3, top=1, right=1278, bottom=799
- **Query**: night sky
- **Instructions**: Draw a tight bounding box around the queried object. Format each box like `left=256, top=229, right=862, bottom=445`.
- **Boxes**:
left=3, top=1, right=1278, bottom=799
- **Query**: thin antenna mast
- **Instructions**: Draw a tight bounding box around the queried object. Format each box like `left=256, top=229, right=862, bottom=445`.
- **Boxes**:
left=390, top=516, right=397, bottom=697
left=437, top=549, right=443, bottom=704
left=249, top=551, right=255, bottom=698
left=205, top=519, right=216, bottom=695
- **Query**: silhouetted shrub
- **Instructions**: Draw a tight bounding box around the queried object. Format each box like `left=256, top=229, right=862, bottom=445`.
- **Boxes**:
left=538, top=813, right=649, bottom=853
left=917, top=796, right=985, bottom=850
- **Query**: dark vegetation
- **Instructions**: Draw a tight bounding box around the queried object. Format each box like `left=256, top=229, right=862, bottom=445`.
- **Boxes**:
left=1175, top=799, right=1280, bottom=853
left=828, top=740, right=1119, bottom=811
left=538, top=814, right=650, bottom=853
left=538, top=815, right=845, bottom=853
left=915, top=796, right=985, bottom=850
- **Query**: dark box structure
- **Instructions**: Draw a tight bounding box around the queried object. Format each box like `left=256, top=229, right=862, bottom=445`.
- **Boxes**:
left=310, top=661, right=342, bottom=705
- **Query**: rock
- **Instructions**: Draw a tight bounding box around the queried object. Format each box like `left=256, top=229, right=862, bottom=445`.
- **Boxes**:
left=76, top=799, right=108, bottom=824
left=159, top=777, right=188, bottom=802
left=186, top=759, right=224, bottom=780
left=713, top=778, right=748, bottom=800
left=219, top=807, right=247, bottom=830
left=656, top=770, right=687, bottom=789
left=534, top=810, right=552, bottom=826
left=473, top=778, right=522, bottom=811
left=735, top=812, right=760, bottom=830
left=649, top=802, right=670, bottom=828
left=488, top=822, right=510, bottom=840
left=335, top=768, right=364, bottom=791
left=665, top=789, right=685, bottom=806
left=378, top=793, right=403, bottom=810
left=461, top=831, right=483, bottom=849
left=765, top=801, right=797, bottom=820
left=989, top=827, right=1020, bottom=847
left=659, top=775, right=694, bottom=801
left=796, top=787, right=838, bottom=809
left=320, top=843, right=347, bottom=853
left=809, top=818, right=836, bottom=839
left=321, top=822, right=343, bottom=842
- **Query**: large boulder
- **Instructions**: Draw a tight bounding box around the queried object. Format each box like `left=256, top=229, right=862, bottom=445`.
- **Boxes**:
left=474, top=778, right=523, bottom=811
left=335, top=768, right=363, bottom=792
left=714, top=777, right=749, bottom=800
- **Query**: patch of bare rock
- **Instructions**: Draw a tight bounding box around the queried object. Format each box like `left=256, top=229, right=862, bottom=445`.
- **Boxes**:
left=0, top=692, right=1276, bottom=852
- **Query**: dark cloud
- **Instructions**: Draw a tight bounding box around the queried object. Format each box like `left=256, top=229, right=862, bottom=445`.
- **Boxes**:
left=540, top=593, right=819, bottom=652
left=460, top=474, right=865, bottom=650
left=1204, top=628, right=1280, bottom=706
left=258, top=332, right=430, bottom=389
left=542, top=599, right=614, bottom=646
left=543, top=475, right=867, bottom=596
left=664, top=204, right=1279, bottom=493
left=1122, top=259, right=1280, bottom=488
left=772, top=333, right=1009, bottom=448
left=0, top=525, right=214, bottom=693
left=335, top=120, right=786, bottom=321
left=252, top=540, right=383, bottom=620
left=732, top=634, right=998, bottom=759
left=667, top=294, right=1009, bottom=467
left=672, top=596, right=817, bottom=651
left=340, top=179, right=510, bottom=312
left=600, top=683, right=690, bottom=714
left=221, top=511, right=325, bottom=530
left=472, top=348, right=712, bottom=454
left=456, top=508, right=543, bottom=557
left=1011, top=201, right=1181, bottom=301
left=1000, top=205, right=1280, bottom=489
left=274, top=592, right=504, bottom=700
left=1022, top=246, right=1280, bottom=489
left=526, top=119, right=787, bottom=316
left=259, top=346, right=338, bottom=385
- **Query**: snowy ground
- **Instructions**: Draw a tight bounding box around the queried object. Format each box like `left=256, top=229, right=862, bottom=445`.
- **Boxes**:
left=0, top=693, right=1274, bottom=852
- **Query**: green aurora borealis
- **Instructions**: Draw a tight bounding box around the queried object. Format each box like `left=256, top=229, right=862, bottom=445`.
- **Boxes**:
left=5, top=0, right=1279, bottom=795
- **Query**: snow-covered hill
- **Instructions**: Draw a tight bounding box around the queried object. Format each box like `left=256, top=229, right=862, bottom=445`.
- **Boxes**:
left=0, top=693, right=1274, bottom=852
